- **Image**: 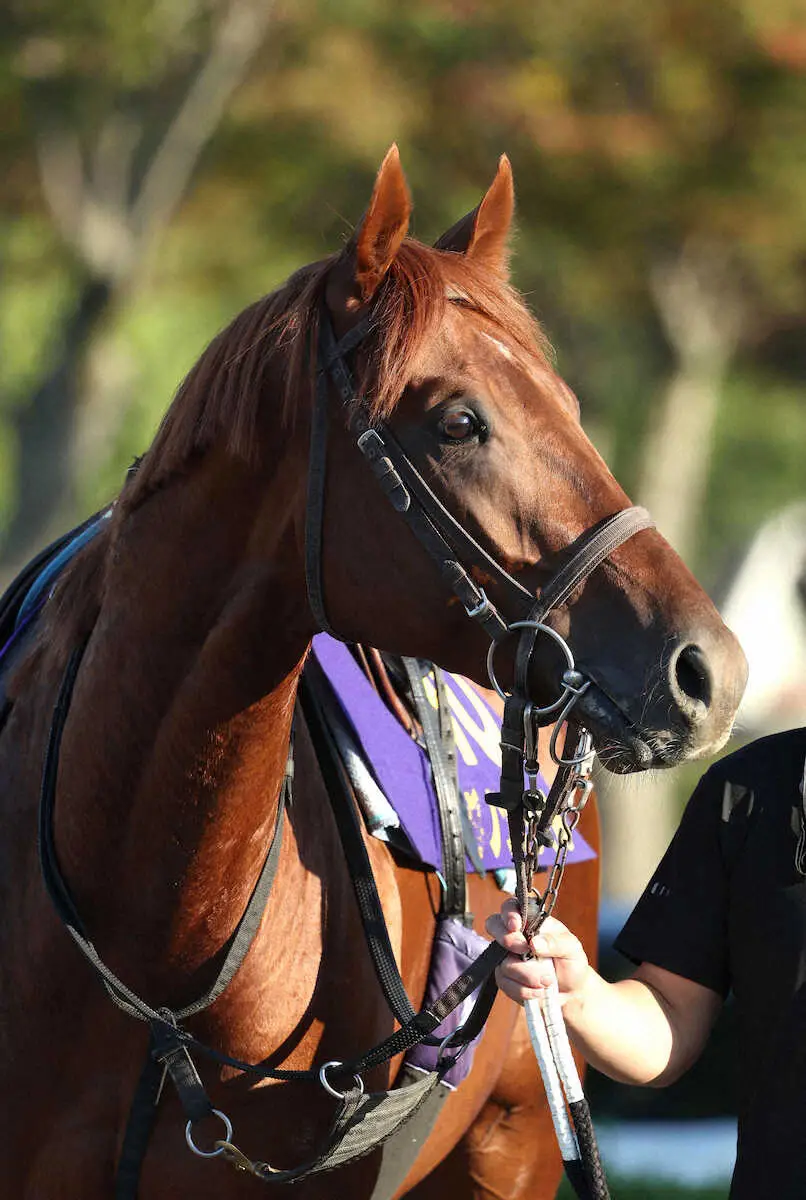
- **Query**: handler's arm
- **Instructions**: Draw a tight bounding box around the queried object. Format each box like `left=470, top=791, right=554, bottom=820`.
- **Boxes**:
left=489, top=910, right=722, bottom=1087
left=560, top=960, right=721, bottom=1086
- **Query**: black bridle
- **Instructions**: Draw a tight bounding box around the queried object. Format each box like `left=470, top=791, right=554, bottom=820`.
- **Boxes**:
left=308, top=303, right=653, bottom=916
left=308, top=308, right=653, bottom=649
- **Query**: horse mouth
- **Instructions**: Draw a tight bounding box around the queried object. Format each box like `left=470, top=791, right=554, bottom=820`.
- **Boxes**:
left=573, top=682, right=674, bottom=774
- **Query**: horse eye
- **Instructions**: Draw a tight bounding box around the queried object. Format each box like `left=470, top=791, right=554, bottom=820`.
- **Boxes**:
left=438, top=409, right=484, bottom=443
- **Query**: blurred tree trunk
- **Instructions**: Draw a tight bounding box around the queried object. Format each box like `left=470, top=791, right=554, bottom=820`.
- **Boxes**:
left=601, top=242, right=745, bottom=903
left=3, top=278, right=110, bottom=567
left=0, top=0, right=276, bottom=579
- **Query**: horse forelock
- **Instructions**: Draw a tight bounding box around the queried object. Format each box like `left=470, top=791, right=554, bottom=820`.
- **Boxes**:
left=360, top=241, right=552, bottom=421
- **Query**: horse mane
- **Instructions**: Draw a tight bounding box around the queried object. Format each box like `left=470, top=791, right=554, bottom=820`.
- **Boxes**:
left=34, top=239, right=551, bottom=661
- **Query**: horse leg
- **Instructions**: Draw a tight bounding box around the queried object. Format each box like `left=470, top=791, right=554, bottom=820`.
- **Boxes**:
left=398, top=1006, right=563, bottom=1200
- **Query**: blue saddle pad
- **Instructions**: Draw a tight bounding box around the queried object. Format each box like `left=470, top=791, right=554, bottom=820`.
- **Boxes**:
left=0, top=509, right=111, bottom=676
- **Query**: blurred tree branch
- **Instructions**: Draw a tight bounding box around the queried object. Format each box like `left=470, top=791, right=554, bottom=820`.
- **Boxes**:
left=1, top=0, right=276, bottom=574
left=132, top=0, right=277, bottom=251
left=616, top=241, right=748, bottom=901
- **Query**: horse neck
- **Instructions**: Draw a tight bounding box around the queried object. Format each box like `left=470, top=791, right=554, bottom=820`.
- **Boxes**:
left=54, top=438, right=313, bottom=1000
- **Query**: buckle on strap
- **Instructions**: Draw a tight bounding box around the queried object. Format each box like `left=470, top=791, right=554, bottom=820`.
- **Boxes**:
left=464, top=588, right=492, bottom=621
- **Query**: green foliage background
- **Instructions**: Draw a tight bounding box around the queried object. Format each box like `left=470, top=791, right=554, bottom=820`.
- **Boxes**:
left=2, top=0, right=805, bottom=577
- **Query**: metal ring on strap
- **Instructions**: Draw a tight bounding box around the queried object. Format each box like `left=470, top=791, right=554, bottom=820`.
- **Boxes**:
left=486, top=621, right=576, bottom=713
left=185, top=1109, right=233, bottom=1158
left=319, top=1060, right=365, bottom=1100
left=436, top=1024, right=468, bottom=1067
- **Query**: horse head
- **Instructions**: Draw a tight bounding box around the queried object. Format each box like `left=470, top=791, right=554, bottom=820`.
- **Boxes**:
left=309, top=147, right=747, bottom=771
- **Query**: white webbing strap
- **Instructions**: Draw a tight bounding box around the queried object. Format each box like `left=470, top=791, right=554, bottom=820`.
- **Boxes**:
left=524, top=995, right=579, bottom=1161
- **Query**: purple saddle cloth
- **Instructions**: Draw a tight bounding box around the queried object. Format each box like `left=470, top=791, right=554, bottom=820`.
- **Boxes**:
left=403, top=917, right=490, bottom=1088
left=312, top=634, right=595, bottom=875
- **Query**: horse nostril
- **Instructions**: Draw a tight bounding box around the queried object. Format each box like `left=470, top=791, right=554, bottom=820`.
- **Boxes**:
left=673, top=643, right=712, bottom=711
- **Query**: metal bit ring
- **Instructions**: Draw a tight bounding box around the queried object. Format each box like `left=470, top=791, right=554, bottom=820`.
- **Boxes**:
left=486, top=621, right=576, bottom=713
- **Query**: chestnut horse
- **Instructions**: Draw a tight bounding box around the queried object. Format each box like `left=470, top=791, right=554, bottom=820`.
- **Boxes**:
left=0, top=148, right=746, bottom=1200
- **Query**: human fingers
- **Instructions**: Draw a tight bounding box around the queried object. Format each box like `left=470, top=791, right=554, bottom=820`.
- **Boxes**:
left=495, top=957, right=555, bottom=1004
left=500, top=897, right=522, bottom=933
left=485, top=908, right=529, bottom=957
left=529, top=916, right=586, bottom=964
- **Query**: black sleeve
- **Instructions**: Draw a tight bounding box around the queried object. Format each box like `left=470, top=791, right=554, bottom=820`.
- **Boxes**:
left=613, top=766, right=730, bottom=997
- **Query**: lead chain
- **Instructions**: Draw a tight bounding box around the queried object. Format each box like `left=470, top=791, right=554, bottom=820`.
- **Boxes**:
left=527, top=767, right=594, bottom=933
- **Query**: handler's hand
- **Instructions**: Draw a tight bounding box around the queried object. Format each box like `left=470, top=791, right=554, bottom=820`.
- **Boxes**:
left=485, top=900, right=591, bottom=1006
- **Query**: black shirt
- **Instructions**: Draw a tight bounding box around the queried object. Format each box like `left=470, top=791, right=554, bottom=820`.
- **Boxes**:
left=615, top=728, right=806, bottom=1200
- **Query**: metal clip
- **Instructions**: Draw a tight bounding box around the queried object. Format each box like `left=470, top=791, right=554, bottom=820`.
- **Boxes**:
left=522, top=704, right=544, bottom=811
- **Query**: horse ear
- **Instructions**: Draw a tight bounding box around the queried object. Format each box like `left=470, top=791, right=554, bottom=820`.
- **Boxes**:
left=434, top=155, right=514, bottom=276
left=342, top=145, right=412, bottom=305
